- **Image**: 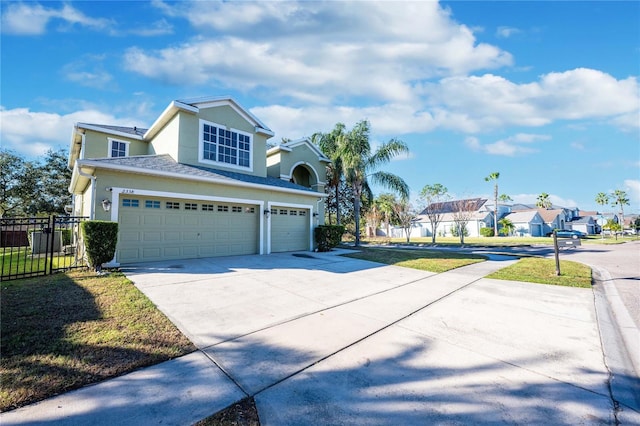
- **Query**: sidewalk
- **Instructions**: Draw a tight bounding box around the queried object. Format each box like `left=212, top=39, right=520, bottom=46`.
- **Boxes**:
left=1, top=252, right=632, bottom=425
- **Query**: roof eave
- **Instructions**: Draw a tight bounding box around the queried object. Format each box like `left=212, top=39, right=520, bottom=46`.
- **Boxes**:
left=77, top=159, right=327, bottom=198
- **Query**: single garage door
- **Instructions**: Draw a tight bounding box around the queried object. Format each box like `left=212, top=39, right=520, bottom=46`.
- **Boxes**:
left=271, top=207, right=310, bottom=252
left=117, top=196, right=259, bottom=263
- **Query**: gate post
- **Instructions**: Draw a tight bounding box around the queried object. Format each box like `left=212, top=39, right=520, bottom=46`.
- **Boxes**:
left=49, top=215, right=56, bottom=275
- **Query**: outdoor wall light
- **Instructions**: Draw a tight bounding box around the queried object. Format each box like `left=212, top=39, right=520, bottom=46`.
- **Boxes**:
left=101, top=199, right=112, bottom=212
left=263, top=209, right=271, bottom=217
left=312, top=212, right=319, bottom=217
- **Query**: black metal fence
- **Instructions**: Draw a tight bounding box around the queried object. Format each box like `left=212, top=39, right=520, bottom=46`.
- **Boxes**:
left=1, top=216, right=88, bottom=281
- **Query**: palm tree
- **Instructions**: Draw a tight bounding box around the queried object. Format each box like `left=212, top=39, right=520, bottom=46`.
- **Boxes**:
left=498, top=217, right=515, bottom=236
left=485, top=172, right=500, bottom=236
left=595, top=192, right=609, bottom=238
left=611, top=189, right=630, bottom=232
left=536, top=192, right=552, bottom=209
left=339, top=120, right=409, bottom=246
left=314, top=123, right=347, bottom=225
left=595, top=192, right=609, bottom=210
left=376, top=193, right=397, bottom=237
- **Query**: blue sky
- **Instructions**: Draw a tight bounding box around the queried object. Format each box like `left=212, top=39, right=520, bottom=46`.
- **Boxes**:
left=1, top=1, right=638, bottom=213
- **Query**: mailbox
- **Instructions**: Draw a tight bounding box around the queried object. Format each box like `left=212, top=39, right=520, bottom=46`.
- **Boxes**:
left=557, top=238, right=581, bottom=247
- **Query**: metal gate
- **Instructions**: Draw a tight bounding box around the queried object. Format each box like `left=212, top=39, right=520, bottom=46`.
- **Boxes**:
left=0, top=216, right=87, bottom=281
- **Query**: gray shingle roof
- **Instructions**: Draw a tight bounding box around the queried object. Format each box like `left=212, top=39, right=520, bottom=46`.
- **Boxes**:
left=419, top=198, right=487, bottom=215
left=84, top=124, right=148, bottom=137
left=83, top=154, right=318, bottom=193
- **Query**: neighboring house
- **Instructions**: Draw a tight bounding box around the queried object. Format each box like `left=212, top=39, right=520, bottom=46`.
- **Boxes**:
left=569, top=216, right=597, bottom=235
left=397, top=198, right=493, bottom=238
left=511, top=208, right=565, bottom=236
left=502, top=210, right=545, bottom=237
left=68, top=96, right=329, bottom=265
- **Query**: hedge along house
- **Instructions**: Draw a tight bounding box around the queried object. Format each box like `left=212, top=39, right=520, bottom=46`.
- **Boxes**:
left=67, top=96, right=329, bottom=265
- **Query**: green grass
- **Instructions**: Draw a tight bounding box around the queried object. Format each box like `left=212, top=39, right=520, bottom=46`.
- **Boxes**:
left=486, top=257, right=592, bottom=288
left=344, top=246, right=592, bottom=288
left=1, top=248, right=83, bottom=277
left=0, top=270, right=196, bottom=412
left=343, top=246, right=486, bottom=273
left=362, top=235, right=638, bottom=247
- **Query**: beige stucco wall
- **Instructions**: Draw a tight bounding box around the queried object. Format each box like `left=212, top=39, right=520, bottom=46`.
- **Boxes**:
left=81, top=130, right=148, bottom=159
left=148, top=113, right=181, bottom=160
left=92, top=168, right=325, bottom=251
left=169, top=105, right=269, bottom=177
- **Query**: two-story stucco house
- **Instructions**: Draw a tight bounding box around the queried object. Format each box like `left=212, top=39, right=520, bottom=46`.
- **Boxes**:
left=68, top=96, right=329, bottom=265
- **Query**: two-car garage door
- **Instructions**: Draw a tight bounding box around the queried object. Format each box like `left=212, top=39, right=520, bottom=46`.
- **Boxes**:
left=117, top=196, right=259, bottom=263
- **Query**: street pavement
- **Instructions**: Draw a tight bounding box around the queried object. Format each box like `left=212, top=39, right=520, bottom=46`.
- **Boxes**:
left=1, top=248, right=637, bottom=425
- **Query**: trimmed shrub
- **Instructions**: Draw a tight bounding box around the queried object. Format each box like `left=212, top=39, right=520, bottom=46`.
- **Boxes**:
left=81, top=220, right=118, bottom=272
left=451, top=224, right=469, bottom=237
left=314, top=225, right=345, bottom=252
left=480, top=227, right=495, bottom=237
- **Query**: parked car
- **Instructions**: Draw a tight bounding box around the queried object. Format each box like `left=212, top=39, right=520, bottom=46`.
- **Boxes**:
left=555, top=230, right=587, bottom=239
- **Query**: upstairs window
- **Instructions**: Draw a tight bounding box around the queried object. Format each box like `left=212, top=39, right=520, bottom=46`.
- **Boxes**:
left=109, top=139, right=129, bottom=158
left=200, top=120, right=252, bottom=170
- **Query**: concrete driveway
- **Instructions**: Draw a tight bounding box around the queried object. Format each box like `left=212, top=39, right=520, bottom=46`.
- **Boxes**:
left=124, top=249, right=619, bottom=425
left=3, top=248, right=634, bottom=425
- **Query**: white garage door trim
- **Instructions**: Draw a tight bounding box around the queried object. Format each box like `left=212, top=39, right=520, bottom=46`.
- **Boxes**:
left=106, top=187, right=265, bottom=265
left=266, top=201, right=315, bottom=254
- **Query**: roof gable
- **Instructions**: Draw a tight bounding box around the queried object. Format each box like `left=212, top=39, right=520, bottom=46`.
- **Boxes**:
left=144, top=96, right=274, bottom=141
left=505, top=210, right=542, bottom=223
left=267, top=137, right=330, bottom=163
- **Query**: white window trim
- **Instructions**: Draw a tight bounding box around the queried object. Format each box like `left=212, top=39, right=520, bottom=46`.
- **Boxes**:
left=198, top=119, right=254, bottom=172
left=108, top=138, right=130, bottom=158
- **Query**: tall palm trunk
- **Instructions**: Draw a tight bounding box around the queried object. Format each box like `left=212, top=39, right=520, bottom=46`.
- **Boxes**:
left=335, top=184, right=341, bottom=225
left=353, top=181, right=362, bottom=246
left=493, top=183, right=498, bottom=237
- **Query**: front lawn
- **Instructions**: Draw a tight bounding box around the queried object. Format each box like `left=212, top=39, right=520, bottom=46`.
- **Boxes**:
left=0, top=271, right=196, bottom=412
left=485, top=257, right=592, bottom=288
left=343, top=247, right=486, bottom=273
left=361, top=235, right=638, bottom=247
left=1, top=248, right=82, bottom=277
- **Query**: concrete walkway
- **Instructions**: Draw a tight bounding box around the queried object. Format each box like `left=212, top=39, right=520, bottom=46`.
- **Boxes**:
left=2, top=249, right=635, bottom=425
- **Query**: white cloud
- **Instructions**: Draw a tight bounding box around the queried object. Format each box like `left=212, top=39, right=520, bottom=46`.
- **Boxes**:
left=128, top=19, right=173, bottom=37
left=126, top=1, right=512, bottom=102
left=624, top=179, right=640, bottom=206
left=62, top=58, right=114, bottom=89
left=465, top=133, right=550, bottom=156
left=496, top=26, right=521, bottom=38
left=571, top=142, right=585, bottom=150
left=510, top=193, right=578, bottom=208
left=1, top=2, right=111, bottom=35
left=422, top=69, right=639, bottom=132
left=0, top=107, right=119, bottom=157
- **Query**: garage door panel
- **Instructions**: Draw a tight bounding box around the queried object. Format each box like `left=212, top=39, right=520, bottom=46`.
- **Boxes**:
left=121, top=215, right=141, bottom=226
left=143, top=247, right=161, bottom=258
left=183, top=232, right=201, bottom=241
left=165, top=231, right=180, bottom=241
left=184, top=216, right=199, bottom=226
left=183, top=247, right=198, bottom=257
left=143, top=216, right=162, bottom=226
left=117, top=196, right=259, bottom=264
left=165, top=216, right=181, bottom=226
left=164, top=247, right=181, bottom=257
